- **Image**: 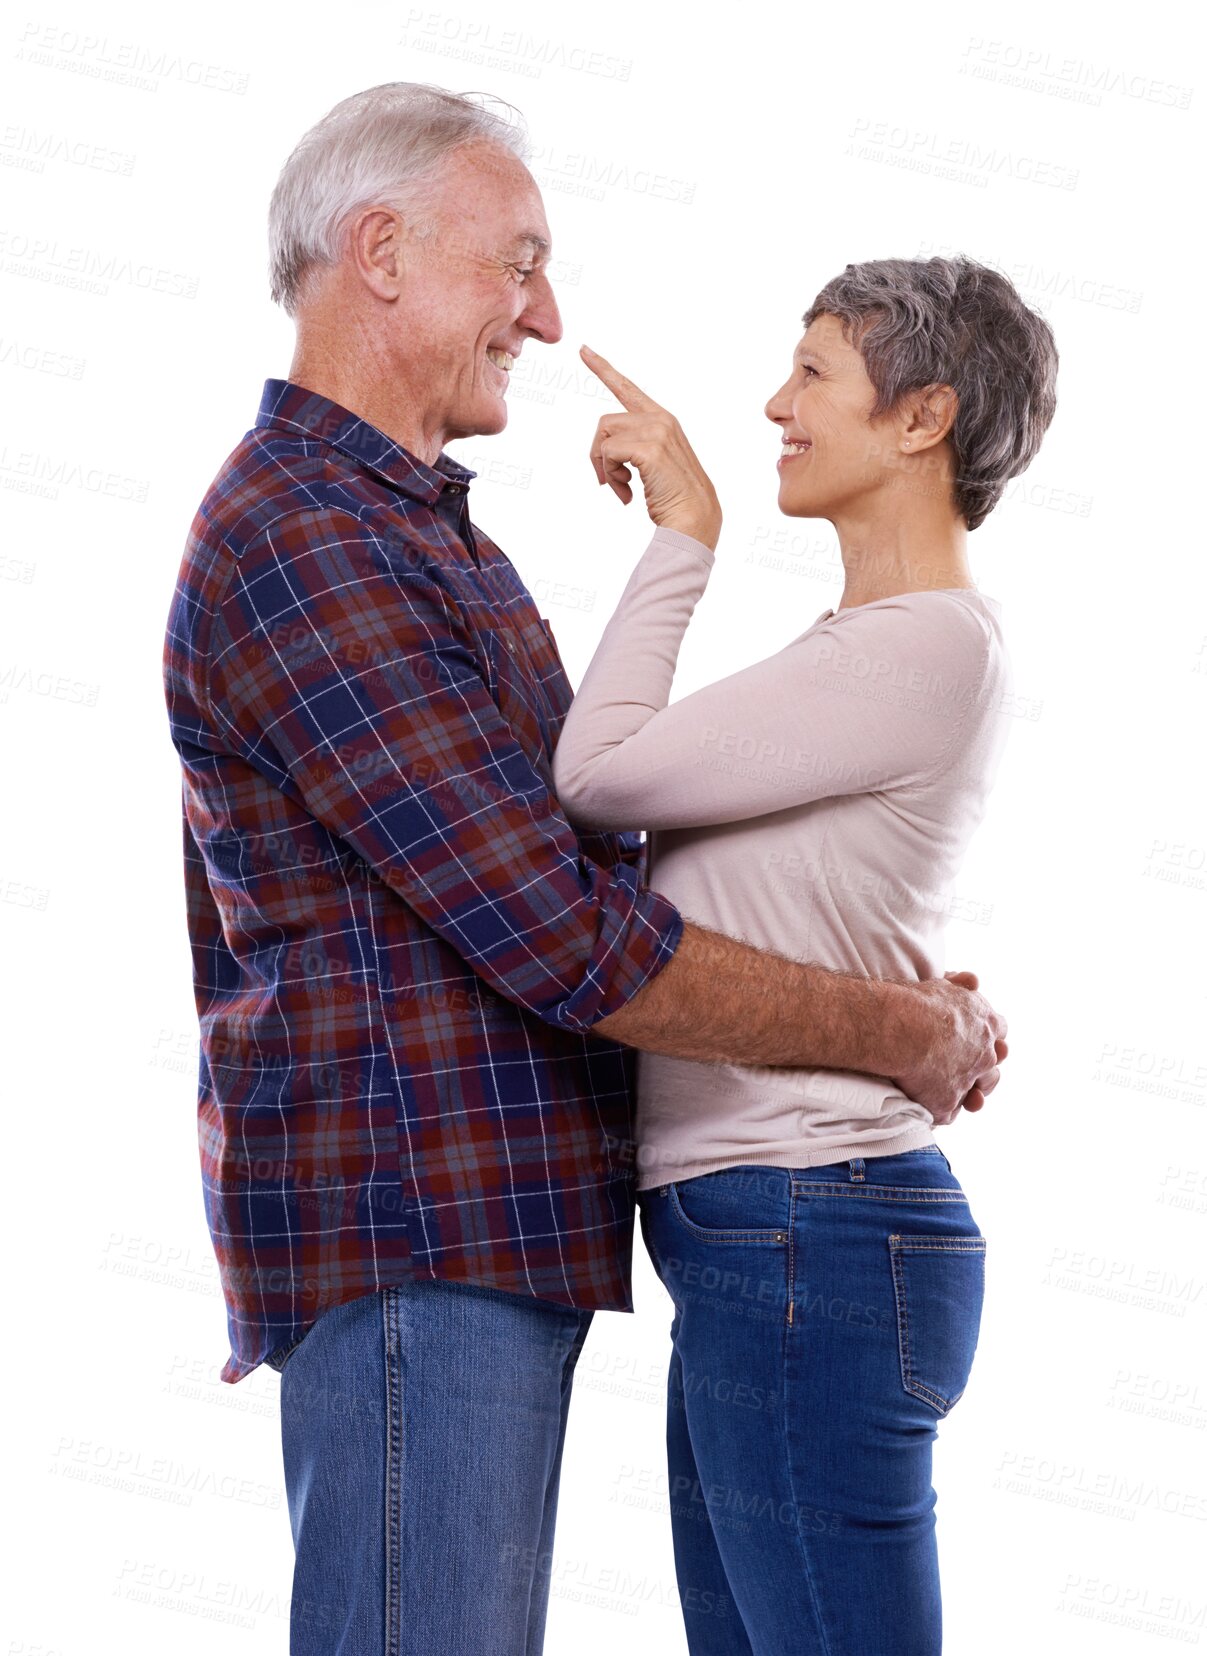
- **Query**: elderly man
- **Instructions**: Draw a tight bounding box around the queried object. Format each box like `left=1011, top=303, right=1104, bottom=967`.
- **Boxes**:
left=162, top=82, right=1005, bottom=1655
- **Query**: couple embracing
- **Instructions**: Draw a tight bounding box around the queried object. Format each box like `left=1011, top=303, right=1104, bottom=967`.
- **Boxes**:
left=163, top=80, right=1056, bottom=1656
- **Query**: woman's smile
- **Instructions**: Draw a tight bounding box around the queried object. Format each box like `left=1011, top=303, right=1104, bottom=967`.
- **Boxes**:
left=777, top=438, right=812, bottom=469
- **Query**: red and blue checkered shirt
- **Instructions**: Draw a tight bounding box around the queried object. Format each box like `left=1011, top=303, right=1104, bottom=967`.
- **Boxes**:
left=162, top=378, right=685, bottom=1382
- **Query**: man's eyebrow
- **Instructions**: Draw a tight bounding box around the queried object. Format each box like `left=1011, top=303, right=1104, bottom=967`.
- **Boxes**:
left=513, top=233, right=551, bottom=258
left=795, top=346, right=831, bottom=366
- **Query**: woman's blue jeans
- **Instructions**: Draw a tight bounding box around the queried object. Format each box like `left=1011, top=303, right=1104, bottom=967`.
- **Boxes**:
left=636, top=1144, right=988, bottom=1655
left=271, top=1277, right=593, bottom=1654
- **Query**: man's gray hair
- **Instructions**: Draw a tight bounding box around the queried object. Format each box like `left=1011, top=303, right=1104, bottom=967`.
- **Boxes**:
left=268, top=82, right=532, bottom=317
left=803, top=255, right=1059, bottom=530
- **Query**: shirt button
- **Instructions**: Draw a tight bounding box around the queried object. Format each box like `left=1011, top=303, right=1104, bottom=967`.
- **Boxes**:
left=505, top=637, right=517, bottom=654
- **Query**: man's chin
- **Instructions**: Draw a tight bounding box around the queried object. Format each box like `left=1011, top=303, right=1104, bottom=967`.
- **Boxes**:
left=469, top=398, right=509, bottom=437
left=444, top=400, right=508, bottom=450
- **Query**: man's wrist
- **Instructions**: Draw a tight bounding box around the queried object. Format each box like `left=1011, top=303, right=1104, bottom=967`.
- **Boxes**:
left=834, top=975, right=928, bottom=1078
left=875, top=979, right=932, bottom=1076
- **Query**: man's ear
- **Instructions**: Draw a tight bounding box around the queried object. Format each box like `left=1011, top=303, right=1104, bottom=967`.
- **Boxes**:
left=349, top=207, right=410, bottom=302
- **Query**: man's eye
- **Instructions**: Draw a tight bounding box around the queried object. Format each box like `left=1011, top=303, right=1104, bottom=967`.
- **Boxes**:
left=798, top=364, right=817, bottom=377
left=512, top=265, right=537, bottom=282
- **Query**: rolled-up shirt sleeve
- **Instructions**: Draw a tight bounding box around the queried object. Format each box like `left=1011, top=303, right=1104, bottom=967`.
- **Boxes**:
left=205, top=506, right=684, bottom=1031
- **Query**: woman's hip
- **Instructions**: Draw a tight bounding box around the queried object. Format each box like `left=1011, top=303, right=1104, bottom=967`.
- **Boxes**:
left=638, top=1146, right=989, bottom=1419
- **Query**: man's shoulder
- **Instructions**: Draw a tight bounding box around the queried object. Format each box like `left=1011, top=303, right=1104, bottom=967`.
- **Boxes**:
left=168, top=425, right=433, bottom=670
left=189, top=424, right=405, bottom=565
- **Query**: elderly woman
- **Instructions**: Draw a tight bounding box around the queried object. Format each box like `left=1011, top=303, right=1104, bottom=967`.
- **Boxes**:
left=551, top=254, right=1058, bottom=1655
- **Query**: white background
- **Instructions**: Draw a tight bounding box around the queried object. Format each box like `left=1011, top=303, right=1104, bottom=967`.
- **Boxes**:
left=3, top=0, right=1205, bottom=1650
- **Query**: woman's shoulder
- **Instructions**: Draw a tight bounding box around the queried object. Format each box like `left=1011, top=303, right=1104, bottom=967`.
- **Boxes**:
left=800, top=587, right=1012, bottom=711
left=807, top=586, right=1005, bottom=658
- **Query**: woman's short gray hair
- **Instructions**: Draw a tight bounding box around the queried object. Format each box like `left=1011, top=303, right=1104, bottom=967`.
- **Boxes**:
left=803, top=254, right=1059, bottom=530
left=267, top=82, right=532, bottom=317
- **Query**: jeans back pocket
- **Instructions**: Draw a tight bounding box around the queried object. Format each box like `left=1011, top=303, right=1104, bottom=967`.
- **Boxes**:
left=888, top=1233, right=987, bottom=1416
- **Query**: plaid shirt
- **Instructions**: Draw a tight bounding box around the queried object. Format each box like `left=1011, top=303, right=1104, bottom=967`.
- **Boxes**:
left=162, top=377, right=684, bottom=1382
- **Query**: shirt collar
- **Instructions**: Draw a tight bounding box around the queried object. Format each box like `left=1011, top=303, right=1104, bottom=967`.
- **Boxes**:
left=254, top=378, right=477, bottom=504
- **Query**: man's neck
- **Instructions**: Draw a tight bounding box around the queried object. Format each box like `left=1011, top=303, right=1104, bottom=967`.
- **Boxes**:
left=287, top=348, right=445, bottom=467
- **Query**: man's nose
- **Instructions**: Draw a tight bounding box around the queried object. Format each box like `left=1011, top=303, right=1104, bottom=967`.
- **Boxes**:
left=523, top=274, right=563, bottom=346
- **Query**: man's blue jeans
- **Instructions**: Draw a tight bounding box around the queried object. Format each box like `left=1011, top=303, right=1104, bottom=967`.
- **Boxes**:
left=636, top=1144, right=988, bottom=1655
left=271, top=1277, right=593, bottom=1654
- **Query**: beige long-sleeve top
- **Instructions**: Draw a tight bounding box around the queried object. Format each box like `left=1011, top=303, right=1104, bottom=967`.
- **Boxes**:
left=550, top=525, right=1014, bottom=1190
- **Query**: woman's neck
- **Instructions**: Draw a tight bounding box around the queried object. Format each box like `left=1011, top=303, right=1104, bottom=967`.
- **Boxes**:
left=831, top=500, right=973, bottom=610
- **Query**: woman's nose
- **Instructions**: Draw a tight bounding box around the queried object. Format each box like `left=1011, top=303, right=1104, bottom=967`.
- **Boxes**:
left=764, top=386, right=789, bottom=424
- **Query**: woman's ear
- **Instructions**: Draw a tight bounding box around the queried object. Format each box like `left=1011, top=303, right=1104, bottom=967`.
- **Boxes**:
left=902, top=383, right=959, bottom=452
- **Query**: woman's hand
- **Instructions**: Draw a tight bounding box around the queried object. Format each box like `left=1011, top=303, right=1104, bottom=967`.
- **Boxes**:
left=580, top=344, right=722, bottom=549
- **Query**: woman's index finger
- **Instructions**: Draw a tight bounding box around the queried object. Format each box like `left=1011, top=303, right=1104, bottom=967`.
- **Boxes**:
left=579, top=344, right=659, bottom=411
